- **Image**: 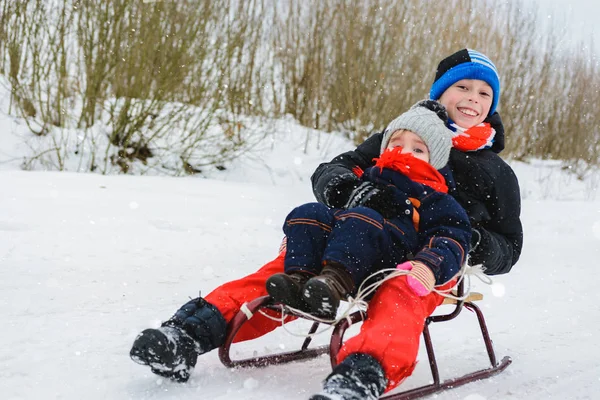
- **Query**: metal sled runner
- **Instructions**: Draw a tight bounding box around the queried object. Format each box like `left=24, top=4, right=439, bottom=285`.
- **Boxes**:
left=218, top=281, right=511, bottom=399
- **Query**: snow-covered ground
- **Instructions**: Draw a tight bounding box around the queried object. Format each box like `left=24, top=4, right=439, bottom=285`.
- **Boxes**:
left=1, top=119, right=600, bottom=400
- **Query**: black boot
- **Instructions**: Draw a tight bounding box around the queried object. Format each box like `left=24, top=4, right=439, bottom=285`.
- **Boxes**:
left=309, top=353, right=387, bottom=400
left=303, top=262, right=355, bottom=318
left=266, top=271, right=311, bottom=310
left=130, top=325, right=198, bottom=382
left=130, top=297, right=227, bottom=382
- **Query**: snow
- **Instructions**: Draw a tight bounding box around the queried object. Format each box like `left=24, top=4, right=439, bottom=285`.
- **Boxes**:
left=2, top=117, right=600, bottom=399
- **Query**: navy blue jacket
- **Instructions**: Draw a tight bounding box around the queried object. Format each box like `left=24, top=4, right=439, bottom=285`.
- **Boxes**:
left=362, top=165, right=471, bottom=285
left=312, top=112, right=523, bottom=275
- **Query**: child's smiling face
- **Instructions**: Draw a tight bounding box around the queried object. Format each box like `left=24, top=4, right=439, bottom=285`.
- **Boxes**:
left=438, top=79, right=493, bottom=128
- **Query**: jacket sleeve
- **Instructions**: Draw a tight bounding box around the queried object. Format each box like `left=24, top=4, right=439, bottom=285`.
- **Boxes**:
left=470, top=161, right=523, bottom=274
left=311, top=132, right=383, bottom=205
left=449, top=149, right=523, bottom=275
left=411, top=194, right=472, bottom=285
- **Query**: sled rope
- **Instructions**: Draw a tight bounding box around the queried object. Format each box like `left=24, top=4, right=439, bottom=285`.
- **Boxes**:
left=256, top=268, right=409, bottom=337
left=432, top=262, right=492, bottom=301
left=258, top=262, right=492, bottom=339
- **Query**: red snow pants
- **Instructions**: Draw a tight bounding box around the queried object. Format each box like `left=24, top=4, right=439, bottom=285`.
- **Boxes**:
left=205, top=251, right=293, bottom=342
left=205, top=250, right=452, bottom=393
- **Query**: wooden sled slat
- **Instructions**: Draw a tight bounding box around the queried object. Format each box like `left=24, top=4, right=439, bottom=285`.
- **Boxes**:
left=441, top=291, right=483, bottom=305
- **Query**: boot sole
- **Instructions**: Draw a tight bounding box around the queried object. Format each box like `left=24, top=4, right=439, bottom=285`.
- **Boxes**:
left=130, top=328, right=193, bottom=382
left=266, top=275, right=309, bottom=310
left=130, top=329, right=174, bottom=366
left=303, top=279, right=339, bottom=319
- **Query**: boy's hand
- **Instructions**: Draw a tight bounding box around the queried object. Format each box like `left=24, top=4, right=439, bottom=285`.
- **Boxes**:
left=323, top=173, right=361, bottom=208
left=344, top=181, right=379, bottom=209
left=324, top=174, right=406, bottom=218
left=397, top=261, right=435, bottom=296
left=358, top=184, right=404, bottom=219
left=345, top=182, right=404, bottom=219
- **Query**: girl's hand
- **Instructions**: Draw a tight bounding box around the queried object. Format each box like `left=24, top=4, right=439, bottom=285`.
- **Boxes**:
left=396, top=261, right=435, bottom=296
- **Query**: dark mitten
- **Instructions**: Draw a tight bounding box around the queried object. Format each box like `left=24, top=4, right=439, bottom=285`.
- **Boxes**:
left=346, top=182, right=404, bottom=219
left=323, top=172, right=361, bottom=208
left=344, top=181, right=380, bottom=209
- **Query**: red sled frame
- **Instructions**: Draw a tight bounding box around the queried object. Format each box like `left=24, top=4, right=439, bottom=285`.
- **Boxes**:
left=218, top=281, right=511, bottom=399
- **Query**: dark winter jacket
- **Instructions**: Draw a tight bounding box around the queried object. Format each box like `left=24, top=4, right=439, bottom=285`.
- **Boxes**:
left=362, top=165, right=471, bottom=284
left=311, top=112, right=523, bottom=275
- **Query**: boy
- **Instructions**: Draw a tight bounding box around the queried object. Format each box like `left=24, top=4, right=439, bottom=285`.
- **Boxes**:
left=266, top=100, right=471, bottom=319
left=130, top=49, right=521, bottom=400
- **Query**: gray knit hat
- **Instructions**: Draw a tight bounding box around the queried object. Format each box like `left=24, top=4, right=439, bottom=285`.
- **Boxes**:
left=380, top=100, right=453, bottom=170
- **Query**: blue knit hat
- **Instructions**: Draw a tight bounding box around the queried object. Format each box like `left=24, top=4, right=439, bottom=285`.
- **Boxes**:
left=429, top=49, right=500, bottom=116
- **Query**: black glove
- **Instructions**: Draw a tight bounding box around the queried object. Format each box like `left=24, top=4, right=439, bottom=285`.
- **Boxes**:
left=323, top=173, right=362, bottom=208
left=323, top=173, right=406, bottom=219
left=345, top=181, right=405, bottom=219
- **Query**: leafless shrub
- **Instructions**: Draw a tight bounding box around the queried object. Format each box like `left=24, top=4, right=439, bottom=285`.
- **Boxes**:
left=1, top=0, right=270, bottom=174
left=270, top=0, right=599, bottom=169
left=1, top=0, right=599, bottom=173
left=270, top=0, right=504, bottom=138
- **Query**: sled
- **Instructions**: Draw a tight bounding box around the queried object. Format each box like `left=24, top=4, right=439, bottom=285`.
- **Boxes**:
left=218, top=280, right=511, bottom=399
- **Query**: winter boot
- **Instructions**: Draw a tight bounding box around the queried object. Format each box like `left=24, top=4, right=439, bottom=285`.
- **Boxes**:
left=130, top=325, right=198, bottom=382
left=309, top=353, right=387, bottom=400
left=130, top=296, right=227, bottom=382
left=266, top=271, right=311, bottom=310
left=303, top=262, right=355, bottom=318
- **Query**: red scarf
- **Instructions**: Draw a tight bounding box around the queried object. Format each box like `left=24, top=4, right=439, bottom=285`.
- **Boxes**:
left=450, top=122, right=496, bottom=152
left=373, top=148, right=448, bottom=193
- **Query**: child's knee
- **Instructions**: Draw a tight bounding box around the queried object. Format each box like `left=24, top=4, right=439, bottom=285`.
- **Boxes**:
left=348, top=205, right=384, bottom=220
left=338, top=206, right=385, bottom=232
left=286, top=202, right=333, bottom=222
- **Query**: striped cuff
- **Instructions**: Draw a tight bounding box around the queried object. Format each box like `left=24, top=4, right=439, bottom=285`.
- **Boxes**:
left=407, top=261, right=435, bottom=296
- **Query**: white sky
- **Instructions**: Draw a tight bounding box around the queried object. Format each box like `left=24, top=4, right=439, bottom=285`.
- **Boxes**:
left=531, top=0, right=600, bottom=53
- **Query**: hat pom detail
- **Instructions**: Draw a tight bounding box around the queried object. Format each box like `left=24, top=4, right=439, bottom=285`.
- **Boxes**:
left=413, top=100, right=449, bottom=124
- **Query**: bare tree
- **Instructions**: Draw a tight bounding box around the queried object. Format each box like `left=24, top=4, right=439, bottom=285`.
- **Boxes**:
left=1, top=0, right=599, bottom=173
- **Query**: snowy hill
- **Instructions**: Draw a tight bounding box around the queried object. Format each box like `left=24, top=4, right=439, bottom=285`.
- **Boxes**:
left=1, top=129, right=600, bottom=399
